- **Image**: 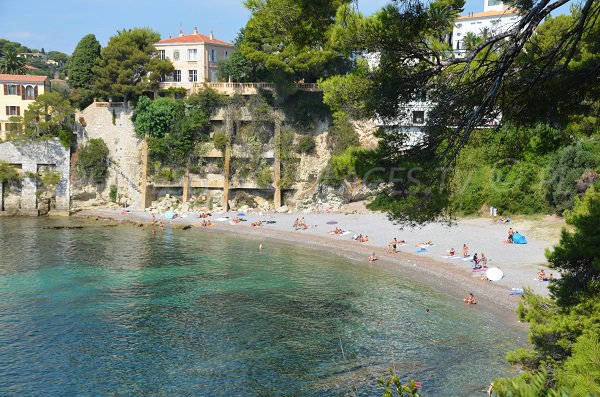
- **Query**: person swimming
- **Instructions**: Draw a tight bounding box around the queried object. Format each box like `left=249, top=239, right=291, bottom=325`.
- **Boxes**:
left=368, top=253, right=378, bottom=262
left=464, top=293, right=477, bottom=304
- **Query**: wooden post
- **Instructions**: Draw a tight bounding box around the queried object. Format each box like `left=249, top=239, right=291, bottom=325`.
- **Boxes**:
left=273, top=113, right=282, bottom=209
left=139, top=139, right=153, bottom=209
left=222, top=108, right=233, bottom=211
left=182, top=161, right=190, bottom=203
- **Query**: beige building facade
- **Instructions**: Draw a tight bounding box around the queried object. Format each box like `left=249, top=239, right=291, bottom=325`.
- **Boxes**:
left=0, top=74, right=50, bottom=139
left=155, top=28, right=234, bottom=89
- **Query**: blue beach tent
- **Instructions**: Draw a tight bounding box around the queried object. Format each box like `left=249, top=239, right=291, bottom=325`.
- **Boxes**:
left=513, top=232, right=527, bottom=244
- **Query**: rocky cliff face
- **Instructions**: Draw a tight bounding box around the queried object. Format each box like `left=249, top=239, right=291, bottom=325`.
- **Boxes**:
left=71, top=102, right=381, bottom=213
left=72, top=103, right=144, bottom=210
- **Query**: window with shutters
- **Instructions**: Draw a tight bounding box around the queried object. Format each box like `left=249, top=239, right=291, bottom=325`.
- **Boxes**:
left=7, top=84, right=18, bottom=95
left=24, top=86, right=34, bottom=100
left=6, top=106, right=20, bottom=116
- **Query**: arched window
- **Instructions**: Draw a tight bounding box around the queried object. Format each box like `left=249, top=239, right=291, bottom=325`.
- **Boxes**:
left=25, top=86, right=34, bottom=99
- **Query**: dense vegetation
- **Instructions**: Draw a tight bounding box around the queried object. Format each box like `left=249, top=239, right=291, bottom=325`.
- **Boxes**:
left=492, top=188, right=600, bottom=396
left=0, top=39, right=68, bottom=78
left=76, top=138, right=110, bottom=185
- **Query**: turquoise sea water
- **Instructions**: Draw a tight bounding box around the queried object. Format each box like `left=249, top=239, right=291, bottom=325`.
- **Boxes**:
left=0, top=218, right=523, bottom=396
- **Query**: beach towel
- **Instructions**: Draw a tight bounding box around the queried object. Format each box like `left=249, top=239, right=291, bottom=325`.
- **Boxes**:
left=416, top=248, right=428, bottom=253
left=509, top=288, right=524, bottom=296
left=513, top=232, right=527, bottom=244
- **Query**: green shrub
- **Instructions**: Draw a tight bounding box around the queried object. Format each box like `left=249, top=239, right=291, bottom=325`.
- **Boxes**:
left=76, top=138, right=110, bottom=184
left=155, top=168, right=182, bottom=182
left=256, top=166, right=273, bottom=187
left=544, top=140, right=600, bottom=214
left=321, top=146, right=365, bottom=187
left=0, top=161, right=21, bottom=182
left=296, top=135, right=316, bottom=154
left=213, top=132, right=228, bottom=151
left=109, top=185, right=118, bottom=202
left=327, top=111, right=359, bottom=155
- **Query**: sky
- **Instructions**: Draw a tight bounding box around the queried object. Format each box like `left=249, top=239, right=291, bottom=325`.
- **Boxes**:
left=0, top=0, right=561, bottom=54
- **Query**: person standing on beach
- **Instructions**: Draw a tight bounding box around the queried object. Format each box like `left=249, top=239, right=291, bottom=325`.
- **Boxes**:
left=462, top=244, right=469, bottom=257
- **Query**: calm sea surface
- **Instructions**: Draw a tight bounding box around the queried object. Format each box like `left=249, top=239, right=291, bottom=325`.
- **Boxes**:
left=0, top=218, right=524, bottom=396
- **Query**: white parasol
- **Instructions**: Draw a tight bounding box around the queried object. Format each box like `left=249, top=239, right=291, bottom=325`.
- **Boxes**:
left=486, top=267, right=504, bottom=281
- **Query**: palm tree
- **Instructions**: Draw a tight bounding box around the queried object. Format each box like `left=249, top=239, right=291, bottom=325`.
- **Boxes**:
left=428, top=4, right=459, bottom=46
left=463, top=32, right=480, bottom=51
left=0, top=48, right=26, bottom=75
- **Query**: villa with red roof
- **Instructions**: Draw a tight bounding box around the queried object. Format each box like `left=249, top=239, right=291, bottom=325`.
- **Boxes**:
left=155, top=27, right=234, bottom=89
left=0, top=74, right=50, bottom=139
left=452, top=0, right=522, bottom=55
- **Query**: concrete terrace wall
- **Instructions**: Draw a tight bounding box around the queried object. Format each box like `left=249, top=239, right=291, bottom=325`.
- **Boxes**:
left=0, top=138, right=70, bottom=214
left=76, top=102, right=144, bottom=209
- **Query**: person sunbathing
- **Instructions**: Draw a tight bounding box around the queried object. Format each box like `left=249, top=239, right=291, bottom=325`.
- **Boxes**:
left=251, top=220, right=263, bottom=228
left=368, top=253, right=378, bottom=262
left=548, top=273, right=555, bottom=280
left=537, top=269, right=547, bottom=281
left=232, top=217, right=241, bottom=224
left=448, top=248, right=456, bottom=256
left=464, top=293, right=477, bottom=304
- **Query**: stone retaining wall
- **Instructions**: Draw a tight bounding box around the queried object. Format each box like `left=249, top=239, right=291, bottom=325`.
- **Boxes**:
left=0, top=138, right=70, bottom=214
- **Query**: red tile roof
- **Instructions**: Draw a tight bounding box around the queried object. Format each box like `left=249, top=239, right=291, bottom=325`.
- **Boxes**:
left=156, top=33, right=233, bottom=47
left=0, top=74, right=48, bottom=83
left=457, top=9, right=521, bottom=20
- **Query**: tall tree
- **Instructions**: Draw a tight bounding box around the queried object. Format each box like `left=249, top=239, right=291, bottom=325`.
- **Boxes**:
left=240, top=0, right=353, bottom=86
left=69, top=34, right=101, bottom=89
left=0, top=48, right=26, bottom=74
left=218, top=30, right=264, bottom=82
left=93, top=28, right=173, bottom=104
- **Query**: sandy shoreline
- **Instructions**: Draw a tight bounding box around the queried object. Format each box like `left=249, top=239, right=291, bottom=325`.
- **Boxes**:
left=73, top=208, right=559, bottom=323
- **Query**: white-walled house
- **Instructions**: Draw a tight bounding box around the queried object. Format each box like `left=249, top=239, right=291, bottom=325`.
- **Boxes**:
left=155, top=27, right=234, bottom=89
left=452, top=0, right=522, bottom=55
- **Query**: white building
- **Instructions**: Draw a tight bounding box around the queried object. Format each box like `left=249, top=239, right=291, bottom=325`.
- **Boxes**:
left=155, top=27, right=233, bottom=89
left=452, top=0, right=522, bottom=55
left=377, top=0, right=520, bottom=135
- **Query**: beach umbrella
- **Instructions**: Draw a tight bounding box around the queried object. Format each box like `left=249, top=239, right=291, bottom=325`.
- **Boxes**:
left=326, top=220, right=338, bottom=225
left=164, top=210, right=176, bottom=219
left=486, top=267, right=504, bottom=281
